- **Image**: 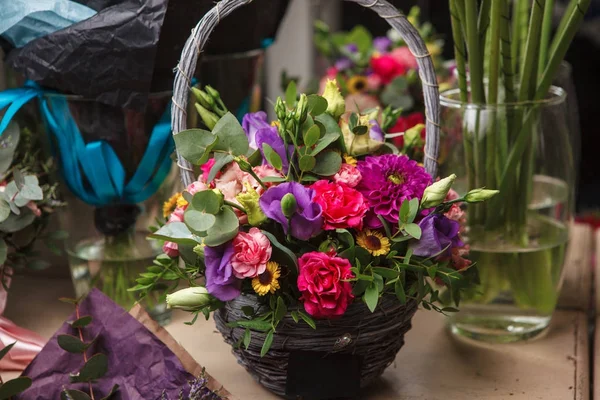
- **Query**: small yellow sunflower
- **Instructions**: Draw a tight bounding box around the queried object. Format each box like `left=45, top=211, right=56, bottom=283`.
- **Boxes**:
left=163, top=193, right=181, bottom=218
left=356, top=230, right=391, bottom=256
left=176, top=195, right=188, bottom=209
left=343, top=154, right=358, bottom=166
left=252, top=261, right=281, bottom=296
left=347, top=75, right=368, bottom=94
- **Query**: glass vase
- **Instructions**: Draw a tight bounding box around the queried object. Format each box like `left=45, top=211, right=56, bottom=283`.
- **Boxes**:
left=439, top=86, right=574, bottom=343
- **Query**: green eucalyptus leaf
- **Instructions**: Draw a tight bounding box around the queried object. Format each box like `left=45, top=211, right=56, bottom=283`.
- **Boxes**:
left=61, top=389, right=92, bottom=400
left=0, top=342, right=16, bottom=361
left=307, top=94, right=328, bottom=116
left=261, top=330, right=274, bottom=357
left=149, top=222, right=199, bottom=246
left=285, top=81, right=297, bottom=107
left=203, top=207, right=239, bottom=247
left=212, top=112, right=249, bottom=156
left=184, top=209, right=217, bottom=235
left=0, top=123, right=19, bottom=176
left=299, top=155, right=316, bottom=172
left=310, top=132, right=340, bottom=156
left=0, top=199, right=9, bottom=223
left=70, top=316, right=93, bottom=329
left=20, top=177, right=43, bottom=201
left=364, top=282, right=379, bottom=313
left=70, top=353, right=108, bottom=383
left=190, top=190, right=222, bottom=214
left=207, top=153, right=234, bottom=183
left=57, top=334, right=88, bottom=353
left=0, top=239, right=6, bottom=265
left=404, top=223, right=422, bottom=239
left=312, top=151, right=342, bottom=176
left=303, top=125, right=321, bottom=147
left=0, top=210, right=36, bottom=233
left=262, top=144, right=283, bottom=170
left=0, top=377, right=32, bottom=399
left=173, top=129, right=218, bottom=165
left=100, top=384, right=120, bottom=400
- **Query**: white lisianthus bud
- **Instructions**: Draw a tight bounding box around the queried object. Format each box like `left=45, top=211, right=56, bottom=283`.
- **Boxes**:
left=421, top=174, right=457, bottom=208
left=464, top=188, right=500, bottom=203
left=166, top=287, right=213, bottom=311
left=322, top=80, right=345, bottom=120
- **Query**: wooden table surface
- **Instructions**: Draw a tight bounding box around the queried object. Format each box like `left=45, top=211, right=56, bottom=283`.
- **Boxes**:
left=3, top=223, right=595, bottom=399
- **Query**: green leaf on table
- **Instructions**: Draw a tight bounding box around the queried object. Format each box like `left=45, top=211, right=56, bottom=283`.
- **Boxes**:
left=212, top=112, right=249, bottom=156
left=0, top=239, right=6, bottom=265
left=274, top=297, right=287, bottom=322
left=285, top=81, right=297, bottom=107
left=310, top=132, right=340, bottom=156
left=303, top=125, right=321, bottom=147
left=57, top=334, right=88, bottom=353
left=0, top=199, right=10, bottom=223
left=364, top=282, right=379, bottom=313
left=243, top=329, right=251, bottom=350
left=307, top=94, right=328, bottom=116
left=61, top=389, right=91, bottom=400
left=312, top=151, right=342, bottom=176
left=227, top=319, right=272, bottom=332
left=394, top=280, right=407, bottom=304
left=190, top=190, right=222, bottom=215
left=298, top=310, right=316, bottom=329
left=0, top=377, right=32, bottom=399
left=203, top=207, right=239, bottom=247
left=70, top=316, right=93, bottom=329
left=173, top=129, right=218, bottom=165
left=70, top=353, right=108, bottom=383
left=261, top=230, right=298, bottom=272
left=299, top=155, right=316, bottom=172
left=0, top=211, right=36, bottom=233
left=149, top=222, right=199, bottom=246
left=0, top=342, right=16, bottom=361
left=262, top=144, right=283, bottom=170
left=100, top=384, right=120, bottom=400
left=207, top=153, right=234, bottom=183
left=403, top=223, right=422, bottom=240
left=260, top=330, right=274, bottom=357
left=0, top=122, right=19, bottom=176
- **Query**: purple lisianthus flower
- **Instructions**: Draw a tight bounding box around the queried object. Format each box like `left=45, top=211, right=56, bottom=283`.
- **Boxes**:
left=373, top=36, right=392, bottom=53
left=256, top=126, right=292, bottom=174
left=357, top=154, right=431, bottom=228
left=204, top=243, right=241, bottom=301
left=369, top=119, right=384, bottom=142
left=346, top=43, right=359, bottom=53
left=335, top=57, right=353, bottom=71
left=410, top=214, right=464, bottom=258
left=242, top=111, right=271, bottom=149
left=259, top=182, right=323, bottom=240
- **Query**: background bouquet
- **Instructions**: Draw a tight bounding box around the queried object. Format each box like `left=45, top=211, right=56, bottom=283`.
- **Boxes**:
left=313, top=6, right=449, bottom=159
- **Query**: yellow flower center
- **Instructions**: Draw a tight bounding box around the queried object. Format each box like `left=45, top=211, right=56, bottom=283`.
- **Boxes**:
left=387, top=173, right=404, bottom=185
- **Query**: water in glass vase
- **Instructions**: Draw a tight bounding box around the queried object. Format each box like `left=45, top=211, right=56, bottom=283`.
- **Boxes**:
left=449, top=177, right=570, bottom=343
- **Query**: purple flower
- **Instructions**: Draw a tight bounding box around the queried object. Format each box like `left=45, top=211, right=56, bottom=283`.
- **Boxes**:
left=259, top=182, right=323, bottom=240
left=410, top=214, right=464, bottom=258
left=242, top=111, right=271, bottom=149
left=335, top=57, right=353, bottom=71
left=373, top=37, right=392, bottom=53
left=346, top=43, right=359, bottom=53
left=256, top=127, right=291, bottom=174
left=357, top=155, right=431, bottom=228
left=204, top=243, right=241, bottom=301
left=369, top=119, right=384, bottom=142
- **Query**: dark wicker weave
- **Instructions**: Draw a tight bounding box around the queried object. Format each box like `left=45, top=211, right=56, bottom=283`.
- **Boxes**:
left=214, top=295, right=418, bottom=396
left=171, top=0, right=441, bottom=396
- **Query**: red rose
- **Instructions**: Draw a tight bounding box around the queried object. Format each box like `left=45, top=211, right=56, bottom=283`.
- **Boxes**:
left=297, top=252, right=354, bottom=319
left=311, top=180, right=368, bottom=230
left=389, top=112, right=426, bottom=148
left=370, top=55, right=407, bottom=84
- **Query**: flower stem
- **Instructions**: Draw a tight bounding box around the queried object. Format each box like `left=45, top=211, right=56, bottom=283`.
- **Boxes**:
left=464, top=0, right=486, bottom=104
left=224, top=200, right=247, bottom=214
left=539, top=0, right=555, bottom=77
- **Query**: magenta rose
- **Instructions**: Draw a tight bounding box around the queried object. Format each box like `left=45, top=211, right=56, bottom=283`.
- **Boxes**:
left=231, top=228, right=272, bottom=279
left=311, top=180, right=368, bottom=230
left=297, top=252, right=354, bottom=319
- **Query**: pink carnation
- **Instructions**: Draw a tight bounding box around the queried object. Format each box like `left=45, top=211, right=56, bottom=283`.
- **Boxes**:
left=311, top=180, right=368, bottom=230
left=370, top=54, right=407, bottom=84
left=243, top=165, right=283, bottom=194
left=186, top=180, right=209, bottom=196
left=333, top=164, right=362, bottom=188
left=200, top=158, right=219, bottom=184
left=367, top=74, right=382, bottom=91
left=297, top=252, right=354, bottom=319
left=169, top=206, right=185, bottom=223
left=231, top=228, right=272, bottom=279
left=163, top=241, right=179, bottom=258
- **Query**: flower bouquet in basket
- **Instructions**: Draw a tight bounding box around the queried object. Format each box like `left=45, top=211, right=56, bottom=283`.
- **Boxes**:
left=134, top=81, right=496, bottom=396
left=313, top=6, right=451, bottom=159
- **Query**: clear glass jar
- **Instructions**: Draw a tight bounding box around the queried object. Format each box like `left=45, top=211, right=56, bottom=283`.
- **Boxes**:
left=439, top=86, right=574, bottom=343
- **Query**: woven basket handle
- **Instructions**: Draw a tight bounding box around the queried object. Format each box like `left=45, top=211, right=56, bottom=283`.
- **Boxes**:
left=171, top=0, right=440, bottom=186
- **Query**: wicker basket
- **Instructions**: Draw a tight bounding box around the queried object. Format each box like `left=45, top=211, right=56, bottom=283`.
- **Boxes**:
left=171, top=0, right=441, bottom=397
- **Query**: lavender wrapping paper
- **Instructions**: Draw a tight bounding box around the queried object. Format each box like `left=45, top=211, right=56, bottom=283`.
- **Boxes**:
left=17, top=289, right=194, bottom=399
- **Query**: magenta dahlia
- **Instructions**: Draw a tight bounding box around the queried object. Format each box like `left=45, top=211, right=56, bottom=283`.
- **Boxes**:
left=357, top=154, right=431, bottom=227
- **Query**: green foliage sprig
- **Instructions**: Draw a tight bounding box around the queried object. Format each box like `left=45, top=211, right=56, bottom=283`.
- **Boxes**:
left=0, top=343, right=32, bottom=399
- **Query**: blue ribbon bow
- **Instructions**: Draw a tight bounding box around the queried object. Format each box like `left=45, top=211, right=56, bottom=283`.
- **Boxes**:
left=0, top=81, right=174, bottom=206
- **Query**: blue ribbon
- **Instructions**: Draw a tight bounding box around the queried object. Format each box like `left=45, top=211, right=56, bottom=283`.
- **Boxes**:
left=0, top=81, right=174, bottom=206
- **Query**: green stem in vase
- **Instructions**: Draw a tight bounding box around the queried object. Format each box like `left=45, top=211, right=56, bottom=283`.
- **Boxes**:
left=539, top=0, right=555, bottom=77
left=464, top=0, right=486, bottom=104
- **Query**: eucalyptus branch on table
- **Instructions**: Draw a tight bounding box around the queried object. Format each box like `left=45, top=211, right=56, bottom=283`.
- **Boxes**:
left=0, top=343, right=32, bottom=399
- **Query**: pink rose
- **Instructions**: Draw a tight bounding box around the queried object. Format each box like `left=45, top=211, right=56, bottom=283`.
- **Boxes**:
left=297, top=252, right=354, bottom=318
left=390, top=47, right=418, bottom=71
left=163, top=241, right=179, bottom=258
left=333, top=164, right=362, bottom=188
left=370, top=55, right=407, bottom=84
left=231, top=228, right=272, bottom=279
left=311, top=180, right=368, bottom=230
left=344, top=93, right=381, bottom=114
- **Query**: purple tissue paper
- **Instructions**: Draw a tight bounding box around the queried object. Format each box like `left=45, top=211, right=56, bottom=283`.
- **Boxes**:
left=17, top=289, right=194, bottom=400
